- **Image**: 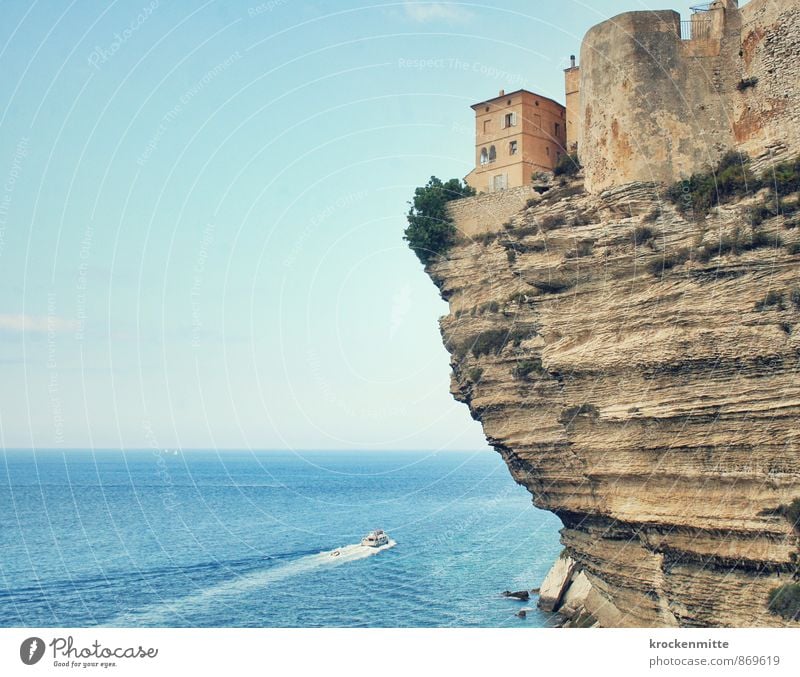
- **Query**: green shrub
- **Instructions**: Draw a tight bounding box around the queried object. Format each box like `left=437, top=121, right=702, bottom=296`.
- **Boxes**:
left=696, top=228, right=783, bottom=262
left=791, top=289, right=800, bottom=309
left=468, top=328, right=535, bottom=358
left=467, top=367, right=484, bottom=383
left=404, top=176, right=475, bottom=265
left=506, top=240, right=546, bottom=254
left=539, top=214, right=566, bottom=231
left=476, top=300, right=501, bottom=315
left=475, top=230, right=499, bottom=245
left=559, top=403, right=599, bottom=424
left=506, top=249, right=517, bottom=264
left=647, top=248, right=691, bottom=276
left=786, top=242, right=800, bottom=255
left=631, top=225, right=656, bottom=247
left=667, top=151, right=760, bottom=218
left=754, top=290, right=785, bottom=311
left=761, top=156, right=800, bottom=197
left=783, top=498, right=800, bottom=530
left=767, top=584, right=800, bottom=621
left=512, top=358, right=544, bottom=380
left=780, top=199, right=799, bottom=216
left=530, top=277, right=574, bottom=294
left=554, top=152, right=581, bottom=178
left=737, top=76, right=758, bottom=91
left=506, top=292, right=529, bottom=305
left=749, top=203, right=778, bottom=227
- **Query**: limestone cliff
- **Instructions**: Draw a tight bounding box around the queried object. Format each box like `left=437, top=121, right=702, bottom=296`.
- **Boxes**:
left=425, top=177, right=800, bottom=627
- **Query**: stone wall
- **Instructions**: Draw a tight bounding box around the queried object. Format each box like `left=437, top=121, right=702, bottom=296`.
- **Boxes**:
left=578, top=0, right=800, bottom=193
left=579, top=8, right=738, bottom=192
left=736, top=0, right=800, bottom=170
left=445, top=185, right=536, bottom=239
left=564, top=65, right=581, bottom=153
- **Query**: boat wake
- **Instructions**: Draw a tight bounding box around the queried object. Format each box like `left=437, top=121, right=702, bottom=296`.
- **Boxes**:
left=107, top=540, right=396, bottom=626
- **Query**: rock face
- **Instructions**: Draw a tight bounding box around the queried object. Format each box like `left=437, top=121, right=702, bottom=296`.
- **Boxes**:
left=427, top=178, right=800, bottom=627
left=538, top=554, right=576, bottom=612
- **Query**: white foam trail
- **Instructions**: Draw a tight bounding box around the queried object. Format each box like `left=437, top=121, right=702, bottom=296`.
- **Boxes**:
left=109, top=540, right=396, bottom=626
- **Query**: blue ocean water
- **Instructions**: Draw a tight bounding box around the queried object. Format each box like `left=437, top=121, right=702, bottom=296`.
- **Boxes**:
left=0, top=449, right=563, bottom=627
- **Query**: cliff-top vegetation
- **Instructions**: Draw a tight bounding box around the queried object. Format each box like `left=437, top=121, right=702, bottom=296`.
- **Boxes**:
left=404, top=176, right=475, bottom=265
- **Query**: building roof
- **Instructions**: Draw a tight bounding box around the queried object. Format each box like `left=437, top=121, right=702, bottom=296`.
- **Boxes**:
left=470, top=88, right=565, bottom=111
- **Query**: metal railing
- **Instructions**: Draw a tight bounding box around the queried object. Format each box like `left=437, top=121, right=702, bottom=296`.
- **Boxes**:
left=680, top=19, right=712, bottom=40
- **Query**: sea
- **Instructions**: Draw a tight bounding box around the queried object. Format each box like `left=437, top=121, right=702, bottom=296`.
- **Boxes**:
left=0, top=449, right=563, bottom=628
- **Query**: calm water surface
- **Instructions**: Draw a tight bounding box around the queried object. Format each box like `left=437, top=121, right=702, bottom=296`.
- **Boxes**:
left=0, top=450, right=562, bottom=627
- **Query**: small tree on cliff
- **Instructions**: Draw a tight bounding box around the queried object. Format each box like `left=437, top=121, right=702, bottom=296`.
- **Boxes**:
left=404, top=176, right=475, bottom=265
left=553, top=152, right=581, bottom=178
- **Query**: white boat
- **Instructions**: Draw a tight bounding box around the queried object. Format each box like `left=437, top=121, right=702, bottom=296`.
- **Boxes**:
left=360, top=529, right=389, bottom=548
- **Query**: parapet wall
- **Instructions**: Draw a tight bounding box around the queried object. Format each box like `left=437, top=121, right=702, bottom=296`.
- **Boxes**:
left=445, top=185, right=536, bottom=239
left=579, top=0, right=800, bottom=192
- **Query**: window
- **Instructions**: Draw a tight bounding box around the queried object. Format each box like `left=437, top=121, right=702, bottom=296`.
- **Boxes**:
left=493, top=174, right=507, bottom=191
left=546, top=146, right=550, bottom=156
left=488, top=145, right=497, bottom=163
left=480, top=147, right=489, bottom=165
left=509, top=140, right=518, bottom=155
left=483, top=119, right=492, bottom=133
left=555, top=123, right=561, bottom=136
left=503, top=112, right=517, bottom=128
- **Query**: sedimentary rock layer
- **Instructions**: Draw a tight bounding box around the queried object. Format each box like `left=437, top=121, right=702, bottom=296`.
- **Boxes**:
left=429, top=179, right=800, bottom=627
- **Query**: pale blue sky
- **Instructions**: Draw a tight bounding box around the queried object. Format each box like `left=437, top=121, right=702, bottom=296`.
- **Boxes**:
left=0, top=0, right=717, bottom=450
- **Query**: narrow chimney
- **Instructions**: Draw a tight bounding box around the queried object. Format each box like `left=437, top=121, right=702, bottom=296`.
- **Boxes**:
left=570, top=55, right=576, bottom=69
left=499, top=89, right=505, bottom=97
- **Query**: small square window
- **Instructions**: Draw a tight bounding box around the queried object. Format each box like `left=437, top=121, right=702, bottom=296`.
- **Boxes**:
left=509, top=140, right=518, bottom=155
left=483, top=119, right=492, bottom=133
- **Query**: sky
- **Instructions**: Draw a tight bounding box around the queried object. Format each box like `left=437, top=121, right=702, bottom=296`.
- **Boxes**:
left=0, top=0, right=723, bottom=451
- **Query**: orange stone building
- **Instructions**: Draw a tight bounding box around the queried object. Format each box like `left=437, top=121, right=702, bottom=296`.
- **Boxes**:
left=465, top=89, right=567, bottom=193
